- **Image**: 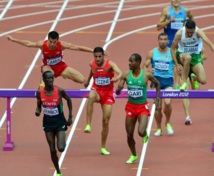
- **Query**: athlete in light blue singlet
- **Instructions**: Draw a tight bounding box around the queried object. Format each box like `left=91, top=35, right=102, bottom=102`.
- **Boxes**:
left=164, top=6, right=186, bottom=47
left=144, top=33, right=174, bottom=137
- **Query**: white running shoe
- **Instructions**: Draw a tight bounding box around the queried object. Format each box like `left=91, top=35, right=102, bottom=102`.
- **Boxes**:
left=185, top=117, right=192, bottom=125
left=154, top=129, right=162, bottom=136
left=166, top=123, right=174, bottom=135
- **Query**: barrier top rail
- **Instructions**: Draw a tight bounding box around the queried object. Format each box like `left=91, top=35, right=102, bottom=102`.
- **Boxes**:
left=0, top=89, right=214, bottom=98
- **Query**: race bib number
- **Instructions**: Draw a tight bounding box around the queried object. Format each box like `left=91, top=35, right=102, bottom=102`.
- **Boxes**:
left=95, top=77, right=110, bottom=86
left=47, top=57, right=62, bottom=65
left=128, top=88, right=143, bottom=98
left=171, top=22, right=183, bottom=30
left=154, top=61, right=169, bottom=71
left=44, top=107, right=59, bottom=116
left=184, top=46, right=198, bottom=54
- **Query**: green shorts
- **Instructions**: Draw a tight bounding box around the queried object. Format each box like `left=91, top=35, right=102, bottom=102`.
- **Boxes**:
left=176, top=51, right=202, bottom=66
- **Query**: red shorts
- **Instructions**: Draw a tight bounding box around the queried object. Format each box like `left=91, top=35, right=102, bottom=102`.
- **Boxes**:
left=41, top=61, right=68, bottom=78
left=94, top=89, right=115, bottom=105
left=125, top=101, right=150, bottom=118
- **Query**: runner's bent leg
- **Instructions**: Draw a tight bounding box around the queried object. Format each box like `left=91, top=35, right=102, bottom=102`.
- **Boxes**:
left=192, top=63, right=206, bottom=84
left=61, top=67, right=85, bottom=83
left=56, top=131, right=66, bottom=152
left=84, top=90, right=100, bottom=133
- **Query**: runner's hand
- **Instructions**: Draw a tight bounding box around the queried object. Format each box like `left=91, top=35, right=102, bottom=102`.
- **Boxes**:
left=67, top=115, right=73, bottom=126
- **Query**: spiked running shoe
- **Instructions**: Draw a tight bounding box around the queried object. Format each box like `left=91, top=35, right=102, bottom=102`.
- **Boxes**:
left=142, top=133, right=149, bottom=143
left=56, top=174, right=62, bottom=176
left=100, top=148, right=110, bottom=155
left=175, top=85, right=180, bottom=90
left=191, top=73, right=199, bottom=90
left=166, top=123, right=174, bottom=135
left=185, top=117, right=192, bottom=125
left=126, top=155, right=138, bottom=164
left=84, top=124, right=91, bottom=133
left=179, top=82, right=187, bottom=91
left=154, top=129, right=162, bottom=136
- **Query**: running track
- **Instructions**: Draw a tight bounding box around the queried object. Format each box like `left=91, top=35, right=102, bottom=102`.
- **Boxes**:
left=0, top=0, right=214, bottom=176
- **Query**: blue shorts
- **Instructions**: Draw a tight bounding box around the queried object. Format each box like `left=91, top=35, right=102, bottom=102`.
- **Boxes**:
left=151, top=76, right=174, bottom=90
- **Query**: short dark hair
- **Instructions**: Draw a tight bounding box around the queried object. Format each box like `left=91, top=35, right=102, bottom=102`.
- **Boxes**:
left=158, top=32, right=168, bottom=39
left=48, top=31, right=59, bottom=40
left=93, top=47, right=104, bottom=55
left=42, top=71, right=53, bottom=79
left=185, top=19, right=196, bottom=29
left=131, top=53, right=142, bottom=64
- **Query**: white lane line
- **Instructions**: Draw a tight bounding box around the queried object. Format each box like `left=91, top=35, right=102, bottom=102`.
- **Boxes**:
left=136, top=104, right=156, bottom=176
left=1, top=5, right=213, bottom=38
left=0, top=0, right=13, bottom=19
left=0, top=0, right=70, bottom=128
left=55, top=1, right=125, bottom=176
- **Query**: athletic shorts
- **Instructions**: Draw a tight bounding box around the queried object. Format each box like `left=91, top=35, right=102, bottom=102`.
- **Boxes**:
left=125, top=101, right=150, bottom=118
left=43, top=124, right=67, bottom=133
left=176, top=51, right=202, bottom=66
left=43, top=115, right=67, bottom=132
left=41, top=61, right=68, bottom=78
left=94, top=89, right=115, bottom=105
left=151, top=76, right=173, bottom=90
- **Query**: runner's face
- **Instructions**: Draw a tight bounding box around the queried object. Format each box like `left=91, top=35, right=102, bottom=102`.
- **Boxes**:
left=129, top=56, right=138, bottom=70
left=158, top=35, right=168, bottom=49
left=171, top=0, right=180, bottom=7
left=185, top=27, right=195, bottom=38
left=48, top=38, right=58, bottom=50
left=44, top=72, right=54, bottom=87
left=94, top=52, right=104, bottom=66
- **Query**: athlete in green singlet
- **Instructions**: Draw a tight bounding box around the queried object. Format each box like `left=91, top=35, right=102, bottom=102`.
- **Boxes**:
left=116, top=53, right=160, bottom=164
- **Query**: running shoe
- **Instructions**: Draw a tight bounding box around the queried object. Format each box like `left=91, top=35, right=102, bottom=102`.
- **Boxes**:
left=175, top=85, right=180, bottom=90
left=84, top=124, right=91, bottom=133
left=100, top=148, right=110, bottom=155
left=179, top=82, right=188, bottom=91
left=154, top=129, right=162, bottom=136
left=56, top=174, right=62, bottom=176
left=166, top=123, right=174, bottom=135
left=126, top=155, right=138, bottom=164
left=38, top=83, right=44, bottom=89
left=142, top=133, right=149, bottom=143
left=190, top=73, right=199, bottom=90
left=185, top=117, right=192, bottom=125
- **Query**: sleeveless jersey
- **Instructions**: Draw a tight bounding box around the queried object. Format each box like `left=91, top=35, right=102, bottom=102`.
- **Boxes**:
left=126, top=70, right=147, bottom=104
left=40, top=86, right=63, bottom=117
left=164, top=6, right=186, bottom=47
left=178, top=26, right=203, bottom=54
left=92, top=59, right=114, bottom=91
left=151, top=47, right=174, bottom=78
left=42, top=40, right=64, bottom=66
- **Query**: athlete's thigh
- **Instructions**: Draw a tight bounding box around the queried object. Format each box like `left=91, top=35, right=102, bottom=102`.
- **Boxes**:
left=42, top=65, right=54, bottom=73
left=61, top=66, right=84, bottom=79
left=45, top=131, right=56, bottom=149
left=138, top=115, right=148, bottom=130
left=56, top=131, right=66, bottom=147
left=125, top=117, right=137, bottom=135
left=101, top=104, right=113, bottom=120
left=88, top=89, right=100, bottom=102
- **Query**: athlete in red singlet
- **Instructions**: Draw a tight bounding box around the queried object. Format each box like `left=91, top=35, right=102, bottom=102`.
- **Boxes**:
left=84, top=47, right=122, bottom=156
left=7, top=31, right=94, bottom=85
left=35, top=71, right=72, bottom=176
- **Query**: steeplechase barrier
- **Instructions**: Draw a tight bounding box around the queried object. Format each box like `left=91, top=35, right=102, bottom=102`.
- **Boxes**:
left=0, top=89, right=214, bottom=152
